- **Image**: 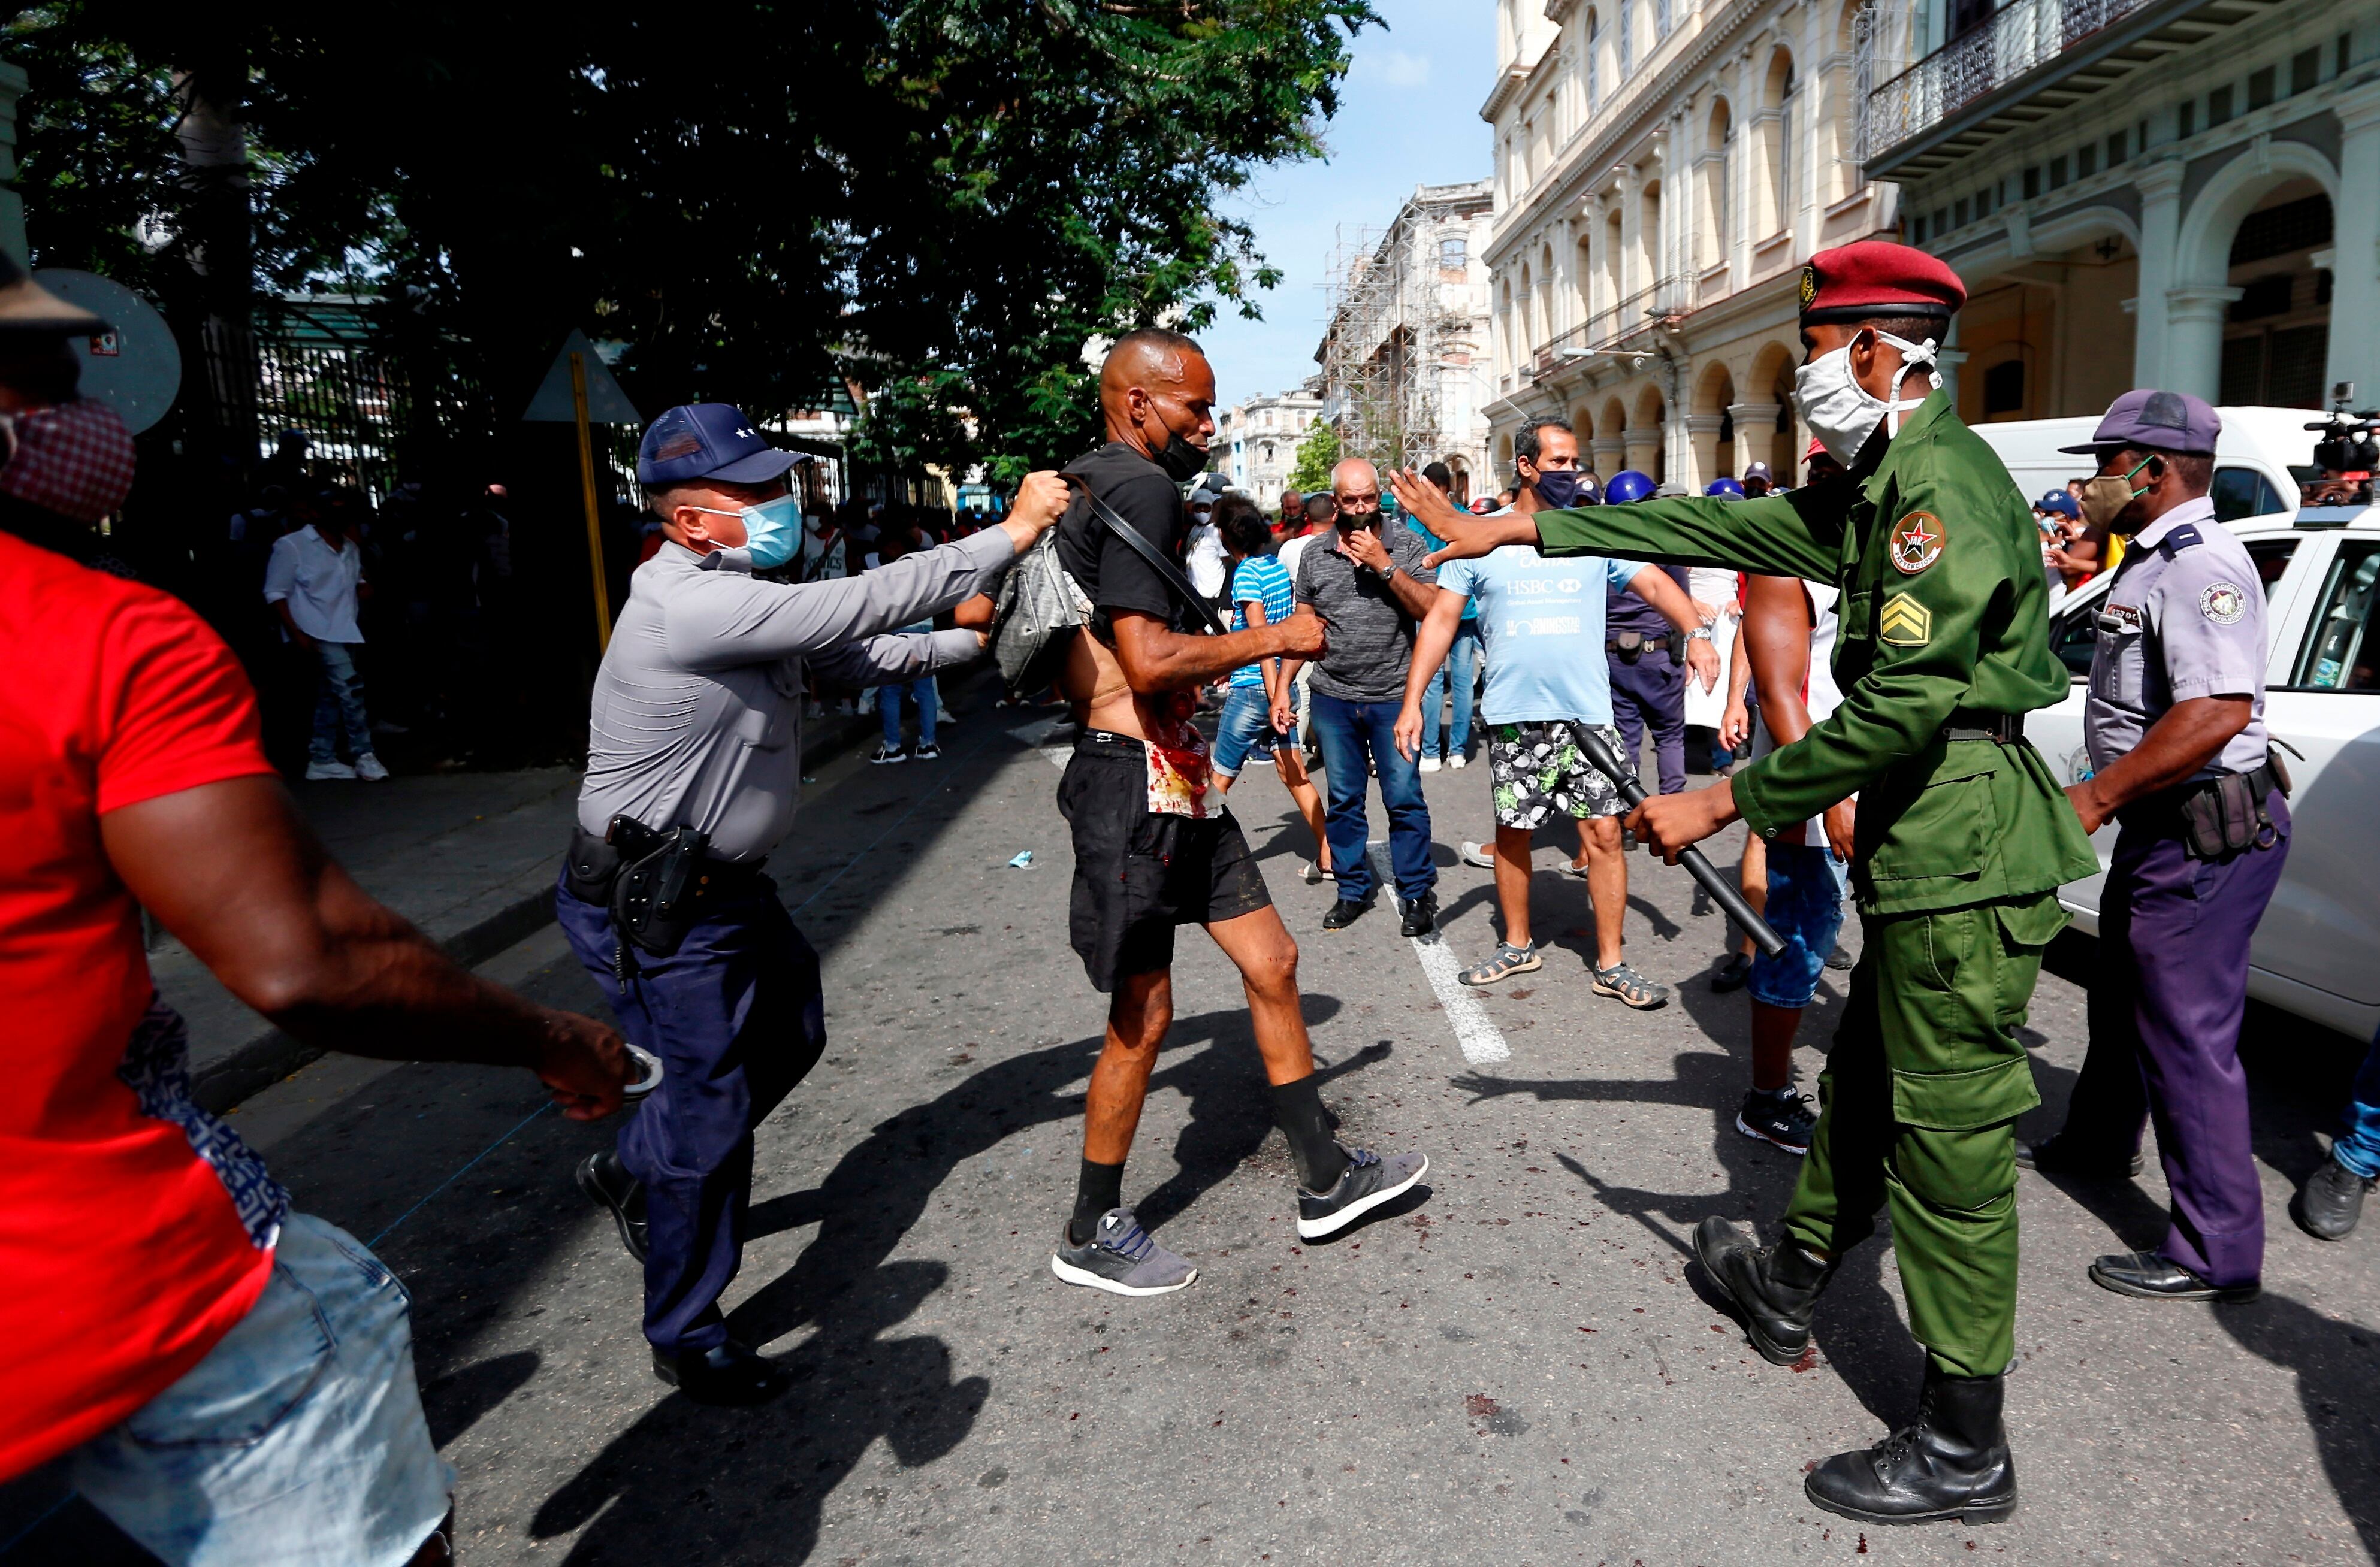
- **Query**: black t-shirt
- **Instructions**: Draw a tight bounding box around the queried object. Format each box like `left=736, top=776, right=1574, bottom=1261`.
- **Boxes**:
left=1055, top=441, right=1189, bottom=637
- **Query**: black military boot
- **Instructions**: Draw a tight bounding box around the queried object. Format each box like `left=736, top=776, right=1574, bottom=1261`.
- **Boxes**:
left=1693, top=1216, right=1837, bottom=1366
left=1805, top=1363, right=2017, bottom=1526
left=2293, top=1150, right=2375, bottom=1241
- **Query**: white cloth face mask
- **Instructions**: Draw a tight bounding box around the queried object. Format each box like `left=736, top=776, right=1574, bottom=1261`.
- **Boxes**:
left=1792, top=329, right=1942, bottom=464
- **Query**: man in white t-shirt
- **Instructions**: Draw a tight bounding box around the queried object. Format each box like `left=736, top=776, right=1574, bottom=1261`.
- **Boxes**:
left=1396, top=418, right=1714, bottom=1008
left=1726, top=573, right=1856, bottom=1154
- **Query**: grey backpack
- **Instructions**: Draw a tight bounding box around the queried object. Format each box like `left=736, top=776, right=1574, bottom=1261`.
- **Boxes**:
left=989, top=476, right=1225, bottom=699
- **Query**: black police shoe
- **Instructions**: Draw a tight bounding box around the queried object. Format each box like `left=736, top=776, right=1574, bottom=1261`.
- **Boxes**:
left=576, top=1150, right=648, bottom=1262
left=1398, top=892, right=1438, bottom=937
left=1805, top=1364, right=2017, bottom=1526
left=653, top=1341, right=793, bottom=1407
left=2014, top=1133, right=2143, bottom=1179
left=1693, top=1216, right=1837, bottom=1365
left=2088, top=1249, right=2259, bottom=1303
left=2293, top=1151, right=2375, bottom=1241
left=1321, top=896, right=1374, bottom=931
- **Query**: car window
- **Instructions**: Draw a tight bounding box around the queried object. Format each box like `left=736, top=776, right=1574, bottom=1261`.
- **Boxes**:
left=2284, top=540, right=2380, bottom=691
left=2049, top=591, right=2102, bottom=677
left=2248, top=539, right=2297, bottom=594
left=2212, top=466, right=2288, bottom=522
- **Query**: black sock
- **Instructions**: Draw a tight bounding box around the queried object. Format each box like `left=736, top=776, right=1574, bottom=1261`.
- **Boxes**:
left=1069, top=1158, right=1125, bottom=1245
left=1270, top=1074, right=1349, bottom=1192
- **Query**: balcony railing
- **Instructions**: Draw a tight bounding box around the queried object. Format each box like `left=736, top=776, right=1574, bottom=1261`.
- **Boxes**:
left=1527, top=277, right=1690, bottom=379
left=1865, top=0, right=2154, bottom=159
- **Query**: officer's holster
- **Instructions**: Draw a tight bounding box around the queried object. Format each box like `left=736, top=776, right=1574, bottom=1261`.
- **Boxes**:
left=565, top=816, right=765, bottom=967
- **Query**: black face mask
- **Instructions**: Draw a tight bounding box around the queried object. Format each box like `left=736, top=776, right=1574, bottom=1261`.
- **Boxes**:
left=1152, top=428, right=1210, bottom=485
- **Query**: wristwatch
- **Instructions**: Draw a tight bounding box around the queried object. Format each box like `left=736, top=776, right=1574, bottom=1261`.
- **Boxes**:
left=1688, top=626, right=1714, bottom=640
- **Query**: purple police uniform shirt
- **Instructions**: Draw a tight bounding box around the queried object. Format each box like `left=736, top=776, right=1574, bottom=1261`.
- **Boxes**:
left=2083, top=495, right=2270, bottom=778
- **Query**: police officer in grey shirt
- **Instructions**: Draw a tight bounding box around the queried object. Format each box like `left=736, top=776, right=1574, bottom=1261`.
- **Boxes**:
left=2019, top=389, right=2291, bottom=1306
left=559, top=402, right=1070, bottom=1404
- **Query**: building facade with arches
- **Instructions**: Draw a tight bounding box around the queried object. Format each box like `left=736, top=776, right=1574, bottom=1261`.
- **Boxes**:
left=1481, top=0, right=1908, bottom=492
left=1870, top=0, right=2374, bottom=421
left=1218, top=390, right=1325, bottom=511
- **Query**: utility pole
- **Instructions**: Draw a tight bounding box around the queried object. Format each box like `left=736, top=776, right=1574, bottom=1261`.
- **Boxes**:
left=173, top=50, right=259, bottom=483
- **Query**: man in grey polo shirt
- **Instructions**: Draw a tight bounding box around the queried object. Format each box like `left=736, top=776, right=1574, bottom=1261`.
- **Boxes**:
left=558, top=401, right=1068, bottom=1405
left=1279, top=456, right=1442, bottom=935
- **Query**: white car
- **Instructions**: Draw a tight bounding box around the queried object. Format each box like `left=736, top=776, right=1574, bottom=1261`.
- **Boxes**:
left=2026, top=504, right=2380, bottom=1041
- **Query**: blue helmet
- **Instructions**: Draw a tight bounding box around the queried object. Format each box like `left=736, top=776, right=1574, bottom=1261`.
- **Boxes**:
left=1706, top=477, right=1747, bottom=499
left=1603, top=470, right=1656, bottom=505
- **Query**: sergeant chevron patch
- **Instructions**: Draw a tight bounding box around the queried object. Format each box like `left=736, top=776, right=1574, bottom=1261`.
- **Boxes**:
left=1878, top=593, right=1932, bottom=647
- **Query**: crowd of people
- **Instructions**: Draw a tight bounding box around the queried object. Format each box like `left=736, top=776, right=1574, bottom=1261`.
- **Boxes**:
left=8, top=233, right=2379, bottom=1566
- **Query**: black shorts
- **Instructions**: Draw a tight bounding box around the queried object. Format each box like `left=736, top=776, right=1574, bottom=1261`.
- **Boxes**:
left=1058, top=730, right=1274, bottom=993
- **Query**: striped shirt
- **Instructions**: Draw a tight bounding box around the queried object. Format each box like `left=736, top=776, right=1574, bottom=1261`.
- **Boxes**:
left=1228, top=554, right=1295, bottom=689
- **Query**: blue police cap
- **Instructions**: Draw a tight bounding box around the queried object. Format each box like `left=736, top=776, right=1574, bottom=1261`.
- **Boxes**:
left=636, top=403, right=805, bottom=486
left=1603, top=470, right=1656, bottom=505
left=2035, top=489, right=2079, bottom=518
left=1706, top=477, right=1746, bottom=498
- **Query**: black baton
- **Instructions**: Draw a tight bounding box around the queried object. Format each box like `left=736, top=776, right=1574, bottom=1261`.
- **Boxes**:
left=1575, top=727, right=1789, bottom=958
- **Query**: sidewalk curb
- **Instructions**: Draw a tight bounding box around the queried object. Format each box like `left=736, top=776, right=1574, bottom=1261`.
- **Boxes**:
left=194, top=665, right=996, bottom=1114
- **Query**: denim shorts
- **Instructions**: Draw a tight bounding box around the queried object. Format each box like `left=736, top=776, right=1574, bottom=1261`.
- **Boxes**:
left=1210, top=685, right=1279, bottom=778
left=64, top=1212, right=455, bottom=1567
left=1746, top=842, right=1850, bottom=1009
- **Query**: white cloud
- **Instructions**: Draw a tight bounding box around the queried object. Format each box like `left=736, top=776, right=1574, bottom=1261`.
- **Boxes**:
left=1371, top=49, right=1431, bottom=87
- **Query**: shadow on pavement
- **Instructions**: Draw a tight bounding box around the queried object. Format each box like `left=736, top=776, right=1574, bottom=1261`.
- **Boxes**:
left=2213, top=1293, right=2380, bottom=1558
left=534, top=997, right=1373, bottom=1562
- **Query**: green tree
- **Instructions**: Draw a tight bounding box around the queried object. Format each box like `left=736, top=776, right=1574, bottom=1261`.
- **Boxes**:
left=1286, top=421, right=1339, bottom=493
left=12, top=1, right=1381, bottom=481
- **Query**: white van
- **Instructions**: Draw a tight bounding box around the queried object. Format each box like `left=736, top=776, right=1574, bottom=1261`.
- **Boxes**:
left=1968, top=405, right=2318, bottom=524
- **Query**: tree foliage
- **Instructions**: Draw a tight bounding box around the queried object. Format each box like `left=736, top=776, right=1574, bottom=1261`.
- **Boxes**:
left=10, top=1, right=1379, bottom=479
left=1286, top=421, right=1339, bottom=493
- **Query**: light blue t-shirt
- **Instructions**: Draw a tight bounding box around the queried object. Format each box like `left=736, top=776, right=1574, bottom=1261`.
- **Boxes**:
left=1405, top=519, right=1478, bottom=621
left=1436, top=544, right=1642, bottom=725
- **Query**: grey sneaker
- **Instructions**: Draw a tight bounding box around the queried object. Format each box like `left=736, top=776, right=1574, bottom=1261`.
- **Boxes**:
left=1050, top=1208, right=1198, bottom=1296
left=1297, top=1144, right=1429, bottom=1240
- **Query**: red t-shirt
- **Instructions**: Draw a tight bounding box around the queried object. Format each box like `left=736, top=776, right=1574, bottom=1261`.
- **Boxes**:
left=0, top=533, right=283, bottom=1480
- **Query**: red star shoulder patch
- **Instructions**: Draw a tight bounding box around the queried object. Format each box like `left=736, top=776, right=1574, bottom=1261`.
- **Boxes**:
left=1888, top=510, right=1944, bottom=575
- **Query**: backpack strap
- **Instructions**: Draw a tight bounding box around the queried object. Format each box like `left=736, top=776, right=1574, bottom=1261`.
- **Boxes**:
left=1061, top=473, right=1230, bottom=636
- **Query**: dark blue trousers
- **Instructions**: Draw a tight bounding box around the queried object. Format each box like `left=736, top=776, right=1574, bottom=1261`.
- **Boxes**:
left=1608, top=646, right=1687, bottom=795
left=1309, top=688, right=1436, bottom=904
left=555, top=875, right=827, bottom=1354
left=2061, top=792, right=2290, bottom=1287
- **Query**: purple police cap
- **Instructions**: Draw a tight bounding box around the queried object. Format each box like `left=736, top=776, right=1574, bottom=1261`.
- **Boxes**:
left=1744, top=461, right=1773, bottom=480
left=636, top=403, right=805, bottom=486
left=2058, top=389, right=2221, bottom=458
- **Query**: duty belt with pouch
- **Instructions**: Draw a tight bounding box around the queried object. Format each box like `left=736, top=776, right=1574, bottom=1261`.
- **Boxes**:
left=564, top=815, right=763, bottom=977
left=2162, top=751, right=2290, bottom=861
left=1606, top=629, right=1687, bottom=663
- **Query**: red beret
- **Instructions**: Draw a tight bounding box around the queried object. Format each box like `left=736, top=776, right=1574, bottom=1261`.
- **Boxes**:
left=1798, top=240, right=1966, bottom=325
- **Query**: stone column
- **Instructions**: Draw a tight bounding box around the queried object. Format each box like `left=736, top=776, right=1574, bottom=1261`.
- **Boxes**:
left=2129, top=158, right=2185, bottom=388
left=2327, top=78, right=2380, bottom=399
left=1615, top=163, right=1641, bottom=300
left=0, top=62, right=27, bottom=263
left=1685, top=412, right=1728, bottom=487
left=2164, top=285, right=2243, bottom=403
left=1624, top=424, right=1663, bottom=477
left=1592, top=434, right=1626, bottom=474
left=1729, top=401, right=1780, bottom=477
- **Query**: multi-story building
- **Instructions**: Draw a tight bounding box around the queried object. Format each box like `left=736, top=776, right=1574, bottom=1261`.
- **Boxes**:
left=1316, top=181, right=1499, bottom=501
left=1481, top=0, right=1904, bottom=491
left=1869, top=0, right=2373, bottom=418
left=1217, top=389, right=1325, bottom=509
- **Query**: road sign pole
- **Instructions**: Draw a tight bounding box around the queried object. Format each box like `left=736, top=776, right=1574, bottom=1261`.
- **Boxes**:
left=570, top=350, right=612, bottom=653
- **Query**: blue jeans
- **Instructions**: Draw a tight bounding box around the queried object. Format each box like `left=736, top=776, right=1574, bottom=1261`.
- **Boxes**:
left=1211, top=685, right=1279, bottom=778
left=878, top=679, right=938, bottom=749
left=2336, top=1023, right=2380, bottom=1178
left=64, top=1214, right=454, bottom=1567
left=1419, top=622, right=1481, bottom=760
left=1745, top=843, right=1849, bottom=1009
left=1310, top=689, right=1434, bottom=904
left=309, top=642, right=372, bottom=765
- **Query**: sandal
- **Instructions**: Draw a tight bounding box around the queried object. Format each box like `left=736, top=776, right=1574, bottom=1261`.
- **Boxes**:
left=1591, top=961, right=1670, bottom=1010
left=1460, top=943, right=1542, bottom=987
left=1300, top=859, right=1336, bottom=884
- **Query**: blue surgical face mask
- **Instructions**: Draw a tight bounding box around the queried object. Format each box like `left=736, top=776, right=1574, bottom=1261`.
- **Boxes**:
left=689, top=493, right=802, bottom=570
left=1531, top=467, right=1585, bottom=509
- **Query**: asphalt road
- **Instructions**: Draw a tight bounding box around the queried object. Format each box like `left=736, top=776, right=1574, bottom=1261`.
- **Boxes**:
left=21, top=708, right=2378, bottom=1565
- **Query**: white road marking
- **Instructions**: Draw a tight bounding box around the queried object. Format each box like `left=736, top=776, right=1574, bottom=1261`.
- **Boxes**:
left=1367, top=844, right=1511, bottom=1066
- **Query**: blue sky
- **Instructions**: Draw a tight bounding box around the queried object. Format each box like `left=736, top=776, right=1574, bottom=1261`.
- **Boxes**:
left=1197, top=1, right=1495, bottom=411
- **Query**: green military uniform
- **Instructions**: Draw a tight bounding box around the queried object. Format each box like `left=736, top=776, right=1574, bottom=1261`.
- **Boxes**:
left=1535, top=389, right=2096, bottom=1378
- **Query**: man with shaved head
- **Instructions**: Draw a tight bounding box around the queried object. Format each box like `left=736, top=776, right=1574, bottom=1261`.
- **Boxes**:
left=1044, top=328, right=1429, bottom=1297
left=1278, top=454, right=1444, bottom=934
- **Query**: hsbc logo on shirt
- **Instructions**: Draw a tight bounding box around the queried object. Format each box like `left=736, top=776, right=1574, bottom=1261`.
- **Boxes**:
left=1503, top=578, right=1582, bottom=596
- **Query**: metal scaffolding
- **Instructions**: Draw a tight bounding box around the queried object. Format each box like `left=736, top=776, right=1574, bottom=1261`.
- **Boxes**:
left=1319, top=219, right=1445, bottom=474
